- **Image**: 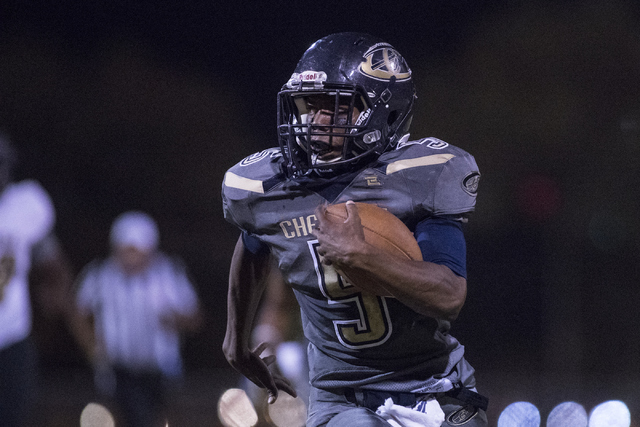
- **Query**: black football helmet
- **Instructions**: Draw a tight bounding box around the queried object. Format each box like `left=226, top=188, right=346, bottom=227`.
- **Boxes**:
left=277, top=32, right=416, bottom=177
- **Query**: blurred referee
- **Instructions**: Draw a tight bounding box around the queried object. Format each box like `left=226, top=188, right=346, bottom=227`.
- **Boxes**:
left=71, top=211, right=202, bottom=427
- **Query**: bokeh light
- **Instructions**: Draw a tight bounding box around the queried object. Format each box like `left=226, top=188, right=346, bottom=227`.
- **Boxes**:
left=588, top=400, right=631, bottom=427
left=497, top=401, right=540, bottom=427
left=547, top=401, right=587, bottom=427
left=79, top=403, right=115, bottom=427
left=217, top=388, right=258, bottom=427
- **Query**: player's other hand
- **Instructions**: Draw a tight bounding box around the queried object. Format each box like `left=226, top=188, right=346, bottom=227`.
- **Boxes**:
left=224, top=341, right=297, bottom=404
left=314, top=201, right=366, bottom=268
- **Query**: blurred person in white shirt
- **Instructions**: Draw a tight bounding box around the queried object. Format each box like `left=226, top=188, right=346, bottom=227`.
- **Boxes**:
left=72, top=211, right=202, bottom=427
left=0, top=133, right=70, bottom=427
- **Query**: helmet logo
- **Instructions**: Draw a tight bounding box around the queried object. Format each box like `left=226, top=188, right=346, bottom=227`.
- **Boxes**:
left=359, top=44, right=411, bottom=82
left=286, top=71, right=327, bottom=89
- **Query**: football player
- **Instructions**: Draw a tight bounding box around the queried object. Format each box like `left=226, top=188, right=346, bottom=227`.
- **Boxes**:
left=222, top=32, right=487, bottom=426
left=0, top=133, right=70, bottom=427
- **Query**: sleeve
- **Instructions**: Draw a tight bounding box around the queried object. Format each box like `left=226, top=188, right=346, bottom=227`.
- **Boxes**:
left=221, top=166, right=259, bottom=233
left=221, top=186, right=246, bottom=231
left=221, top=150, right=283, bottom=233
left=395, top=144, right=480, bottom=218
left=414, top=217, right=467, bottom=278
left=430, top=153, right=480, bottom=217
left=242, top=231, right=270, bottom=256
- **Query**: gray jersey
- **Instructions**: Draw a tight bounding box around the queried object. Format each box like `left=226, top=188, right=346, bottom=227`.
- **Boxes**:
left=222, top=138, right=480, bottom=393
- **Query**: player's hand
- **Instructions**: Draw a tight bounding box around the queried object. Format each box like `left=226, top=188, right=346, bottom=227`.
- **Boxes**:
left=225, top=341, right=297, bottom=403
left=314, top=201, right=366, bottom=268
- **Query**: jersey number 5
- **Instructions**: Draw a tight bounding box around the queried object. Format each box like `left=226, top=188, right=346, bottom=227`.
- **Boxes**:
left=308, top=240, right=392, bottom=349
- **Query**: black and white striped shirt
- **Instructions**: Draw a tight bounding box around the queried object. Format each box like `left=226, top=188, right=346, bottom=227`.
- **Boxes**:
left=76, top=253, right=199, bottom=377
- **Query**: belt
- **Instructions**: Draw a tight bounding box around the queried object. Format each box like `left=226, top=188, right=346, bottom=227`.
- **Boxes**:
left=446, top=383, right=489, bottom=412
left=344, top=385, right=488, bottom=412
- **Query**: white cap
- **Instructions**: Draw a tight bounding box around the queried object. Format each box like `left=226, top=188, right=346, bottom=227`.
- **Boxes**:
left=109, top=211, right=159, bottom=251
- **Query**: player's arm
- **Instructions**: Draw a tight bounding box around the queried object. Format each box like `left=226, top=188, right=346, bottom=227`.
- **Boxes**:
left=314, top=201, right=466, bottom=321
left=252, top=258, right=291, bottom=348
left=29, top=233, right=75, bottom=320
left=67, top=265, right=102, bottom=364
left=67, top=306, right=99, bottom=362
left=222, top=233, right=297, bottom=403
left=161, top=308, right=203, bottom=334
left=158, top=259, right=203, bottom=334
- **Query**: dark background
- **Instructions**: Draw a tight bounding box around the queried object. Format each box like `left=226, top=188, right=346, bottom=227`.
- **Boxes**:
left=2, top=0, right=640, bottom=424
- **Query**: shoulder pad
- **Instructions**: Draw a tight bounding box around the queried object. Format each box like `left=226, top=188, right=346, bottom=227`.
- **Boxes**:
left=395, top=137, right=451, bottom=151
left=223, top=148, right=283, bottom=194
left=381, top=138, right=480, bottom=216
left=432, top=153, right=480, bottom=216
left=222, top=148, right=285, bottom=232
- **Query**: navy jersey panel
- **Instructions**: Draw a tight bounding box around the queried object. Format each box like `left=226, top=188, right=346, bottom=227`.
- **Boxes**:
left=242, top=231, right=270, bottom=255
left=414, top=218, right=467, bottom=279
left=221, top=138, right=480, bottom=392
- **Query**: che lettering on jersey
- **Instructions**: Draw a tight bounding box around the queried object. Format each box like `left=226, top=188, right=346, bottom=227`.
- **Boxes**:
left=279, top=214, right=317, bottom=238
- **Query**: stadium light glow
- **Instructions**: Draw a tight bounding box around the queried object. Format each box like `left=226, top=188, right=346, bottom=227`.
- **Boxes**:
left=588, top=400, right=631, bottom=427
left=80, top=402, right=115, bottom=427
left=497, top=401, right=541, bottom=427
left=217, top=388, right=259, bottom=427
left=547, top=401, right=588, bottom=427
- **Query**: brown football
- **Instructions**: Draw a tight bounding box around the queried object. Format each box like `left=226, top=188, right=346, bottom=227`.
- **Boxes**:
left=324, top=202, right=422, bottom=296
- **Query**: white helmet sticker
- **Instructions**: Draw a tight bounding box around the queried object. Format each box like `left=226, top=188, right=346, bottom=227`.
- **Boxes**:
left=286, top=71, right=327, bottom=89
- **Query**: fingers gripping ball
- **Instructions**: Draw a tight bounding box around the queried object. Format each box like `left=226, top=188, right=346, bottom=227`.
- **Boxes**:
left=324, top=202, right=422, bottom=296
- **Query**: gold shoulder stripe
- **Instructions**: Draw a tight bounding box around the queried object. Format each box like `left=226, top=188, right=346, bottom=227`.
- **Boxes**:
left=386, top=153, right=455, bottom=174
left=224, top=171, right=264, bottom=194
